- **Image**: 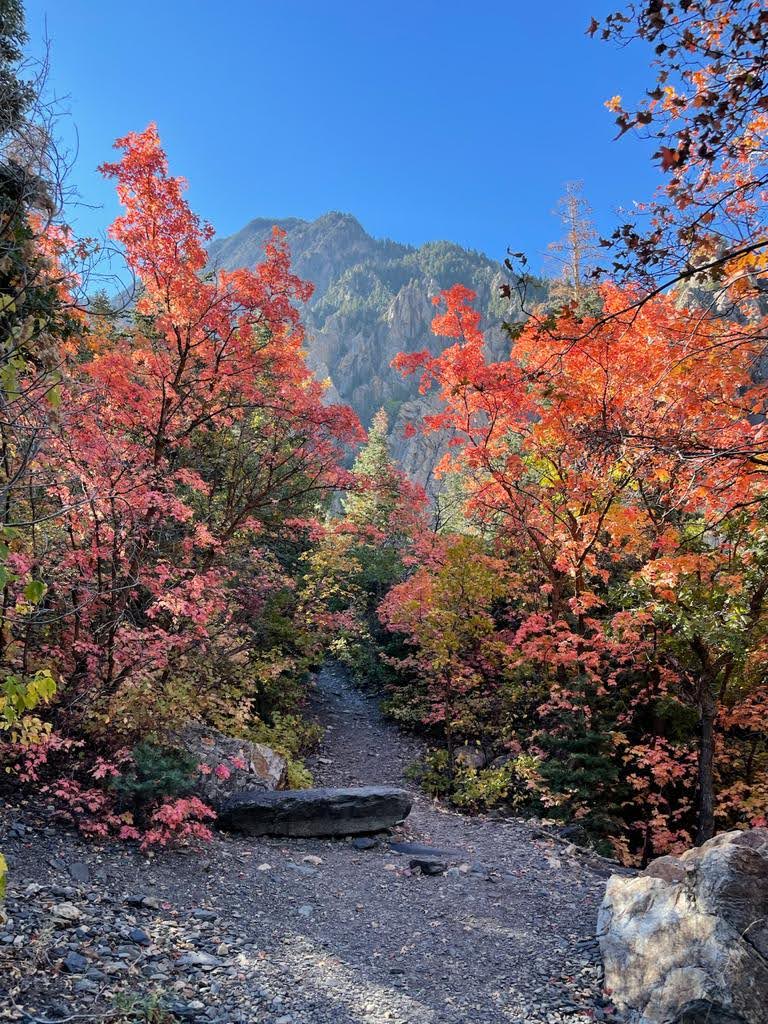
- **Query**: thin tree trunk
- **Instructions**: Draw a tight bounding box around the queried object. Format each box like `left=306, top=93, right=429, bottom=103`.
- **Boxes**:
left=696, top=681, right=716, bottom=844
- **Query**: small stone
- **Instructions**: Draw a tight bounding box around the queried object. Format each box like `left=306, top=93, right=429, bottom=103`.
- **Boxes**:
left=286, top=861, right=316, bottom=876
left=302, top=855, right=323, bottom=866
left=297, top=905, right=313, bottom=918
left=62, top=950, right=89, bottom=973
left=256, top=863, right=272, bottom=872
left=167, top=1003, right=203, bottom=1020
left=192, top=908, right=217, bottom=921
left=469, top=861, right=490, bottom=875
left=68, top=862, right=90, bottom=884
left=409, top=857, right=447, bottom=876
left=73, top=979, right=99, bottom=994
left=51, top=902, right=81, bottom=925
left=51, top=884, right=76, bottom=897
left=389, top=841, right=458, bottom=859
left=128, top=926, right=151, bottom=946
left=178, top=951, right=221, bottom=968
left=352, top=837, right=377, bottom=850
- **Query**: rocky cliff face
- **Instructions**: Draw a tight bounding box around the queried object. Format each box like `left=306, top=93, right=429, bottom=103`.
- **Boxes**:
left=209, top=212, right=547, bottom=489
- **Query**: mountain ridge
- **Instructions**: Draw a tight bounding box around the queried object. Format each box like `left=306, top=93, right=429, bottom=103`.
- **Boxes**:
left=209, top=212, right=547, bottom=487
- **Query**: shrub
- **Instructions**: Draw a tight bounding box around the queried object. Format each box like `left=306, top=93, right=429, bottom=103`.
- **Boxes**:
left=111, top=743, right=197, bottom=813
left=409, top=749, right=541, bottom=813
left=139, top=797, right=217, bottom=850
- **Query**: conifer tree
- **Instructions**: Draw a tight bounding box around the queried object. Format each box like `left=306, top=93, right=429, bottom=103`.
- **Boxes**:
left=546, top=182, right=600, bottom=311
left=342, top=409, right=410, bottom=608
left=343, top=408, right=400, bottom=530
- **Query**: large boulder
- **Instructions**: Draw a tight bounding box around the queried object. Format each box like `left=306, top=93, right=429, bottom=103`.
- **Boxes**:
left=217, top=785, right=412, bottom=837
left=177, top=725, right=287, bottom=808
left=597, top=828, right=768, bottom=1024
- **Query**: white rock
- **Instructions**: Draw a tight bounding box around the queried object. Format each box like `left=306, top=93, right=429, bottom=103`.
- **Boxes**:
left=598, top=828, right=768, bottom=1023
left=51, top=902, right=81, bottom=925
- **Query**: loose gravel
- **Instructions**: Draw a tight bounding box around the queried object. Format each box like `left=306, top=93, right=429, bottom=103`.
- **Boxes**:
left=0, top=663, right=628, bottom=1023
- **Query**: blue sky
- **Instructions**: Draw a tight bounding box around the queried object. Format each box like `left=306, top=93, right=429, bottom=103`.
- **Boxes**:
left=24, top=1, right=659, bottom=272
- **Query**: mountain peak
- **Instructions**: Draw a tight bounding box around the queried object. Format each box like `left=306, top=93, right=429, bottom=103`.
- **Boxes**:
left=314, top=211, right=366, bottom=231
left=208, top=212, right=547, bottom=485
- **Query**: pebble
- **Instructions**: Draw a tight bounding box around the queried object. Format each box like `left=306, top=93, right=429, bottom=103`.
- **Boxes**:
left=73, top=979, right=99, bottom=994
left=286, top=861, right=316, bottom=876
left=51, top=902, right=81, bottom=925
left=62, top=950, right=89, bottom=973
left=192, top=908, right=218, bottom=921
left=67, top=862, right=90, bottom=884
left=178, top=951, right=222, bottom=968
left=409, top=857, right=447, bottom=875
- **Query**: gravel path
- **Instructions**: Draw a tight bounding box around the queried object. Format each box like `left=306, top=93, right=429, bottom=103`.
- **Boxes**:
left=0, top=662, right=624, bottom=1024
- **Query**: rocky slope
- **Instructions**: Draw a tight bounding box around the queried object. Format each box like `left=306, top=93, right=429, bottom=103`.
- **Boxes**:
left=209, top=213, right=548, bottom=489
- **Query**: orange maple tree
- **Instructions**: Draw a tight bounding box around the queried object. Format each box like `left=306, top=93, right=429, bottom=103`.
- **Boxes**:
left=389, top=282, right=768, bottom=857
left=1, top=125, right=364, bottom=844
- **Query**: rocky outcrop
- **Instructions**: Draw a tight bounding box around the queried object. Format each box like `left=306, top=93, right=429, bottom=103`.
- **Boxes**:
left=217, top=785, right=412, bottom=837
left=177, top=725, right=287, bottom=809
left=208, top=212, right=550, bottom=490
left=597, top=828, right=768, bottom=1024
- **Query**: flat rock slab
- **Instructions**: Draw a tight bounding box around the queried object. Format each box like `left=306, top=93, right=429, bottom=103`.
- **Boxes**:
left=217, top=785, right=413, bottom=837
left=388, top=841, right=461, bottom=860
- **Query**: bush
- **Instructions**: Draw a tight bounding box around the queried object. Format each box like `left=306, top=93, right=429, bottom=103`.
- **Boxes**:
left=408, top=749, right=541, bottom=813
left=111, top=743, right=197, bottom=813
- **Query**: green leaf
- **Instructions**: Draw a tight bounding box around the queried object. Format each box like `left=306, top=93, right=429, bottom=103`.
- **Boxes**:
left=23, top=580, right=47, bottom=604
left=0, top=362, right=17, bottom=398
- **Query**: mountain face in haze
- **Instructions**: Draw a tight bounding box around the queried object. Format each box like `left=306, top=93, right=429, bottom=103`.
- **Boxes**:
left=209, top=212, right=546, bottom=488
